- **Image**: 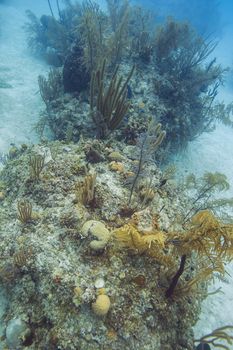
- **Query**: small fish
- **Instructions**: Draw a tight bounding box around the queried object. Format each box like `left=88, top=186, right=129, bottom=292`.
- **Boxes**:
left=168, top=239, right=182, bottom=246
left=127, top=84, right=133, bottom=99
left=196, top=343, right=211, bottom=350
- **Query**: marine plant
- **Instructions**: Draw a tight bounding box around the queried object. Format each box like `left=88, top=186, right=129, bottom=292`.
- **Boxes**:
left=138, top=180, right=155, bottom=206
left=25, top=0, right=152, bottom=71
left=128, top=6, right=154, bottom=63
left=25, top=10, right=70, bottom=65
left=29, top=154, right=46, bottom=181
left=25, top=0, right=231, bottom=153
left=47, top=0, right=54, bottom=17
left=166, top=210, right=233, bottom=297
left=106, top=0, right=130, bottom=66
left=153, top=18, right=227, bottom=151
left=38, top=69, right=63, bottom=108
left=176, top=210, right=233, bottom=261
left=24, top=10, right=47, bottom=56
left=106, top=0, right=129, bottom=33
left=17, top=200, right=32, bottom=224
left=75, top=171, right=96, bottom=206
left=114, top=223, right=175, bottom=266
left=134, top=31, right=153, bottom=63
left=183, top=172, right=232, bottom=222
left=115, top=210, right=233, bottom=298
left=78, top=0, right=107, bottom=72
left=127, top=121, right=166, bottom=206
left=214, top=101, right=233, bottom=128
left=33, top=116, right=47, bottom=142
left=90, top=59, right=135, bottom=138
left=194, top=325, right=233, bottom=350
left=47, top=0, right=62, bottom=19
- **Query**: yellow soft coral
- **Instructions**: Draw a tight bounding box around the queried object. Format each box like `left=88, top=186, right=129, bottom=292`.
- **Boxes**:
left=114, top=224, right=165, bottom=251
left=115, top=211, right=233, bottom=298
left=114, top=224, right=174, bottom=266
left=173, top=210, right=233, bottom=261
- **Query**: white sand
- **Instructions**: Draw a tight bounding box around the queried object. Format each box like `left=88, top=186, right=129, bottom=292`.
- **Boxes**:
left=0, top=1, right=48, bottom=153
left=174, top=2, right=233, bottom=342
left=175, top=122, right=233, bottom=341
left=0, top=1, right=48, bottom=347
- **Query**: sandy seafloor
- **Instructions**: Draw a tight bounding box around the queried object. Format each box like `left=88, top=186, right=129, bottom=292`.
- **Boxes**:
left=0, top=1, right=48, bottom=154
left=0, top=0, right=49, bottom=345
left=174, top=6, right=233, bottom=339
left=0, top=0, right=233, bottom=348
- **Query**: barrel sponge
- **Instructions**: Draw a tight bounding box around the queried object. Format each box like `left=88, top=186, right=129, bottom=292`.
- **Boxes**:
left=92, top=294, right=111, bottom=316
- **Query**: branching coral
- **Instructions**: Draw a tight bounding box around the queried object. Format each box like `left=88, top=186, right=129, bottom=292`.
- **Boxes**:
left=29, top=154, right=46, bottom=181
left=167, top=210, right=233, bottom=297
left=90, top=60, right=135, bottom=138
left=153, top=18, right=226, bottom=152
left=154, top=18, right=217, bottom=76
left=75, top=171, right=96, bottom=206
left=195, top=325, right=233, bottom=350
left=183, top=172, right=231, bottom=222
left=25, top=10, right=69, bottom=65
left=38, top=69, right=63, bottom=107
left=78, top=1, right=107, bottom=72
left=115, top=210, right=233, bottom=298
left=106, top=0, right=130, bottom=65
left=127, top=121, right=166, bottom=206
left=17, top=200, right=32, bottom=224
left=114, top=223, right=175, bottom=266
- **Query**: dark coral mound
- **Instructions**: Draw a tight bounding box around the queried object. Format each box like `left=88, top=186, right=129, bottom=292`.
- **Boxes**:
left=63, top=44, right=90, bottom=93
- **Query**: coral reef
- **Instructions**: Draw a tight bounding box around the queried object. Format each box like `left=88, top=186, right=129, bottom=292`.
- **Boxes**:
left=2, top=1, right=232, bottom=349
left=0, top=139, right=209, bottom=349
left=26, top=1, right=231, bottom=157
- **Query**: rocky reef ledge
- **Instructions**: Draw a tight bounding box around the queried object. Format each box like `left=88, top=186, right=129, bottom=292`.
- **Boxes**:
left=0, top=140, right=203, bottom=350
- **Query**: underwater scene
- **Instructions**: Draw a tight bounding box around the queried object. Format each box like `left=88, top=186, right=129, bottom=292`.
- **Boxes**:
left=0, top=0, right=233, bottom=349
